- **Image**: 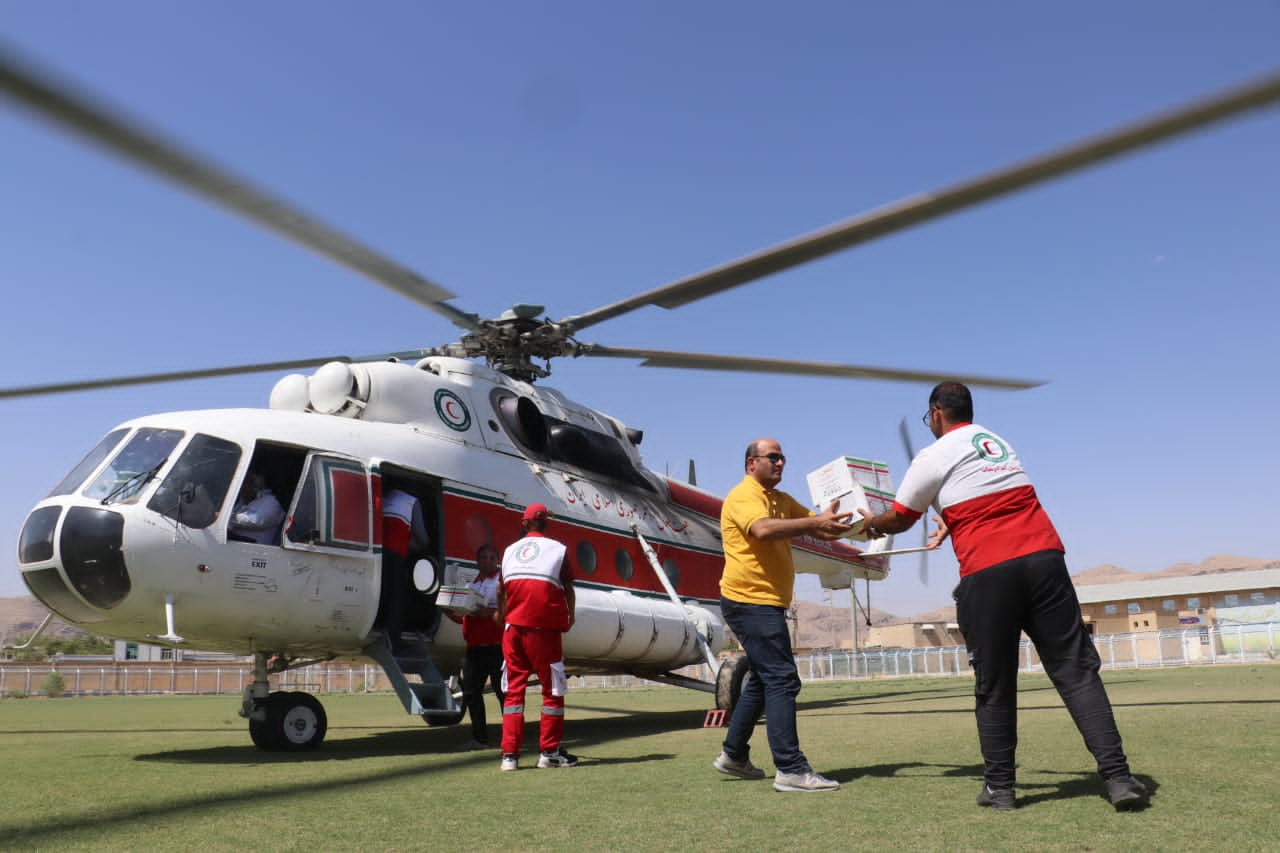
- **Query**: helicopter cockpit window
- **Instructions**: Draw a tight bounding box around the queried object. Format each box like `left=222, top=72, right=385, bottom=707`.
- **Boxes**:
left=83, top=428, right=185, bottom=505
left=148, top=434, right=242, bottom=529
left=48, top=428, right=129, bottom=497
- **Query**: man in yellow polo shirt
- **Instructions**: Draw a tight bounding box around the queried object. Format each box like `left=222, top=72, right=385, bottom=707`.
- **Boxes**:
left=713, top=437, right=854, bottom=793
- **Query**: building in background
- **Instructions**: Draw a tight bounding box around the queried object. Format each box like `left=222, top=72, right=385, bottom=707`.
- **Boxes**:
left=863, top=568, right=1280, bottom=657
left=866, top=621, right=961, bottom=650
left=1076, top=567, right=1280, bottom=662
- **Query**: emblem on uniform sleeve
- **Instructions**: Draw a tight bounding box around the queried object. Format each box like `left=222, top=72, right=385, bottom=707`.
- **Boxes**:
left=972, top=432, right=1009, bottom=463
left=434, top=389, right=472, bottom=432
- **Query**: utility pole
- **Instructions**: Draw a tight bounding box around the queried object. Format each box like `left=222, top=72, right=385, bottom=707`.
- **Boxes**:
left=851, top=591, right=859, bottom=653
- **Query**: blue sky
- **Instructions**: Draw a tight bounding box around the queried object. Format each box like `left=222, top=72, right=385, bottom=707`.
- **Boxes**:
left=1, top=3, right=1277, bottom=616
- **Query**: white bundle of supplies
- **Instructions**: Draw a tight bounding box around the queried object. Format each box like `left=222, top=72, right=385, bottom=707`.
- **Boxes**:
left=435, top=561, right=482, bottom=612
left=804, top=456, right=897, bottom=542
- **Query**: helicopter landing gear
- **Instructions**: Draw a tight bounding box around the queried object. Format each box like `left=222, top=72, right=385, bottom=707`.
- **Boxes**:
left=715, top=652, right=752, bottom=713
left=242, top=652, right=329, bottom=750
left=248, top=691, right=328, bottom=750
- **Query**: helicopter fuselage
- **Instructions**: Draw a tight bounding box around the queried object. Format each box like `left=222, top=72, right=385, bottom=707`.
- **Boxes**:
left=16, top=356, right=887, bottom=679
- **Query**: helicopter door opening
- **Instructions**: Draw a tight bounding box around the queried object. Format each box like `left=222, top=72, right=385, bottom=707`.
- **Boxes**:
left=226, top=442, right=307, bottom=545
left=374, top=465, right=445, bottom=642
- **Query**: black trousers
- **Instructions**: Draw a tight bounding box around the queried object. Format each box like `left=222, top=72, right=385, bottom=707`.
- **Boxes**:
left=381, top=551, right=409, bottom=648
left=954, top=549, right=1130, bottom=788
left=462, top=643, right=505, bottom=743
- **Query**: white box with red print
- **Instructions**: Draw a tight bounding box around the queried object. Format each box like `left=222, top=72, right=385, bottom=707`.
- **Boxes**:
left=805, top=456, right=897, bottom=541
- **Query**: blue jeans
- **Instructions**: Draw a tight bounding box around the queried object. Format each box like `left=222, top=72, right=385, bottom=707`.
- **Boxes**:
left=720, top=597, right=809, bottom=774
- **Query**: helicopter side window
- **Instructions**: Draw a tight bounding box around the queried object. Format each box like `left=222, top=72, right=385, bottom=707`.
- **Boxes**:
left=83, top=428, right=185, bottom=505
left=285, top=454, right=372, bottom=552
left=148, top=434, right=242, bottom=529
left=48, top=428, right=130, bottom=497
left=287, top=471, right=319, bottom=545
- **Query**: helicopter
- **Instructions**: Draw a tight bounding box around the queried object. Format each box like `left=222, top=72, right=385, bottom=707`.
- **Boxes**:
left=3, top=44, right=1279, bottom=752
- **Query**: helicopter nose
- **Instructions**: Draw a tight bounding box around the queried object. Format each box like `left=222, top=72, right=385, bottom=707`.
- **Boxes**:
left=18, top=504, right=132, bottom=616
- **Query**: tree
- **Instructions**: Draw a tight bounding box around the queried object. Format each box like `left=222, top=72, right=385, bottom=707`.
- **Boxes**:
left=41, top=671, right=66, bottom=698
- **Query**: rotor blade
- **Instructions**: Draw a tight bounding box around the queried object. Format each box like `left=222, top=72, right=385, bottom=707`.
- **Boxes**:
left=898, top=416, right=929, bottom=584
left=562, top=69, right=1280, bottom=333
left=0, top=44, right=481, bottom=333
left=0, top=348, right=439, bottom=400
left=897, top=416, right=918, bottom=460
left=576, top=345, right=1042, bottom=390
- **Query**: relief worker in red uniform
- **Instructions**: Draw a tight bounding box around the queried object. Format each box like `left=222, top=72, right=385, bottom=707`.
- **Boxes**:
left=497, top=503, right=577, bottom=771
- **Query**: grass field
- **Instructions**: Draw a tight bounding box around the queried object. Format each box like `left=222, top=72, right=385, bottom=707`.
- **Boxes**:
left=0, top=665, right=1275, bottom=851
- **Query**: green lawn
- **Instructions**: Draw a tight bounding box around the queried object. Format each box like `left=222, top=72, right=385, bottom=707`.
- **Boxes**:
left=0, top=665, right=1274, bottom=851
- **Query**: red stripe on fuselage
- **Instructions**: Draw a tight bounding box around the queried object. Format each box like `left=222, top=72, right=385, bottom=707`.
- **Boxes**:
left=441, top=492, right=723, bottom=601
left=664, top=478, right=724, bottom=521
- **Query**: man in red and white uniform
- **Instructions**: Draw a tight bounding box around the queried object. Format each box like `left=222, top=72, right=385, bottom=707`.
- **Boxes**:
left=861, top=382, right=1146, bottom=811
left=497, top=503, right=577, bottom=771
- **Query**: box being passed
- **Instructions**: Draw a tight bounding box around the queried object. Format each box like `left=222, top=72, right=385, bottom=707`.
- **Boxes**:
left=436, top=585, right=481, bottom=613
left=435, top=561, right=482, bottom=612
left=805, top=456, right=897, bottom=541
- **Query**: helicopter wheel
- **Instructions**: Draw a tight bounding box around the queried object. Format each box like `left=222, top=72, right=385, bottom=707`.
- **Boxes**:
left=249, top=691, right=328, bottom=751
left=248, top=709, right=279, bottom=750
left=715, top=652, right=752, bottom=713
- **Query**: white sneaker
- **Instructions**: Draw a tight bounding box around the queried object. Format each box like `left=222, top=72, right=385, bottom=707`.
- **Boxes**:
left=713, top=751, right=765, bottom=780
left=500, top=754, right=519, bottom=771
left=773, top=769, right=840, bottom=792
left=536, top=748, right=579, bottom=768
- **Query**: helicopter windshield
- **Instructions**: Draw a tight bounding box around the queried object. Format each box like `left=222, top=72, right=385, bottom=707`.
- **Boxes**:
left=83, top=428, right=185, bottom=505
left=48, top=428, right=129, bottom=497
left=148, top=434, right=242, bottom=528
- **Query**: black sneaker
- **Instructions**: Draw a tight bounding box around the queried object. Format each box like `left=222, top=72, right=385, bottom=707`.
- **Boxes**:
left=977, top=783, right=1016, bottom=810
left=1105, top=775, right=1148, bottom=809
left=537, top=748, right=579, bottom=768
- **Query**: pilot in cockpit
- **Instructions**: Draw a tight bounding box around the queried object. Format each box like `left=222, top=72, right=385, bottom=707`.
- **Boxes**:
left=228, top=472, right=286, bottom=545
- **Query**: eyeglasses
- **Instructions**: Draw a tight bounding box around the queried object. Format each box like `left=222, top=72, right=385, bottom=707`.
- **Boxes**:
left=921, top=407, right=934, bottom=426
left=752, top=453, right=786, bottom=464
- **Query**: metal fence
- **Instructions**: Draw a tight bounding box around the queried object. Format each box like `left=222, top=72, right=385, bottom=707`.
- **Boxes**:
left=0, top=660, right=386, bottom=699
left=795, top=621, right=1280, bottom=682
left=2, top=622, right=1275, bottom=698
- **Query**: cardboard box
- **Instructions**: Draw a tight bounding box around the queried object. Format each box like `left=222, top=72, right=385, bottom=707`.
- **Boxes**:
left=436, top=584, right=481, bottom=613
left=805, top=456, right=897, bottom=541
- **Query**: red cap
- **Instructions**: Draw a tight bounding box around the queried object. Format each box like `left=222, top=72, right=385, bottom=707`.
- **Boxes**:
left=522, top=503, right=551, bottom=521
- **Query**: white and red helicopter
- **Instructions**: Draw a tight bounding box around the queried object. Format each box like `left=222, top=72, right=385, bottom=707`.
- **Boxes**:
left=3, top=49, right=1278, bottom=751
